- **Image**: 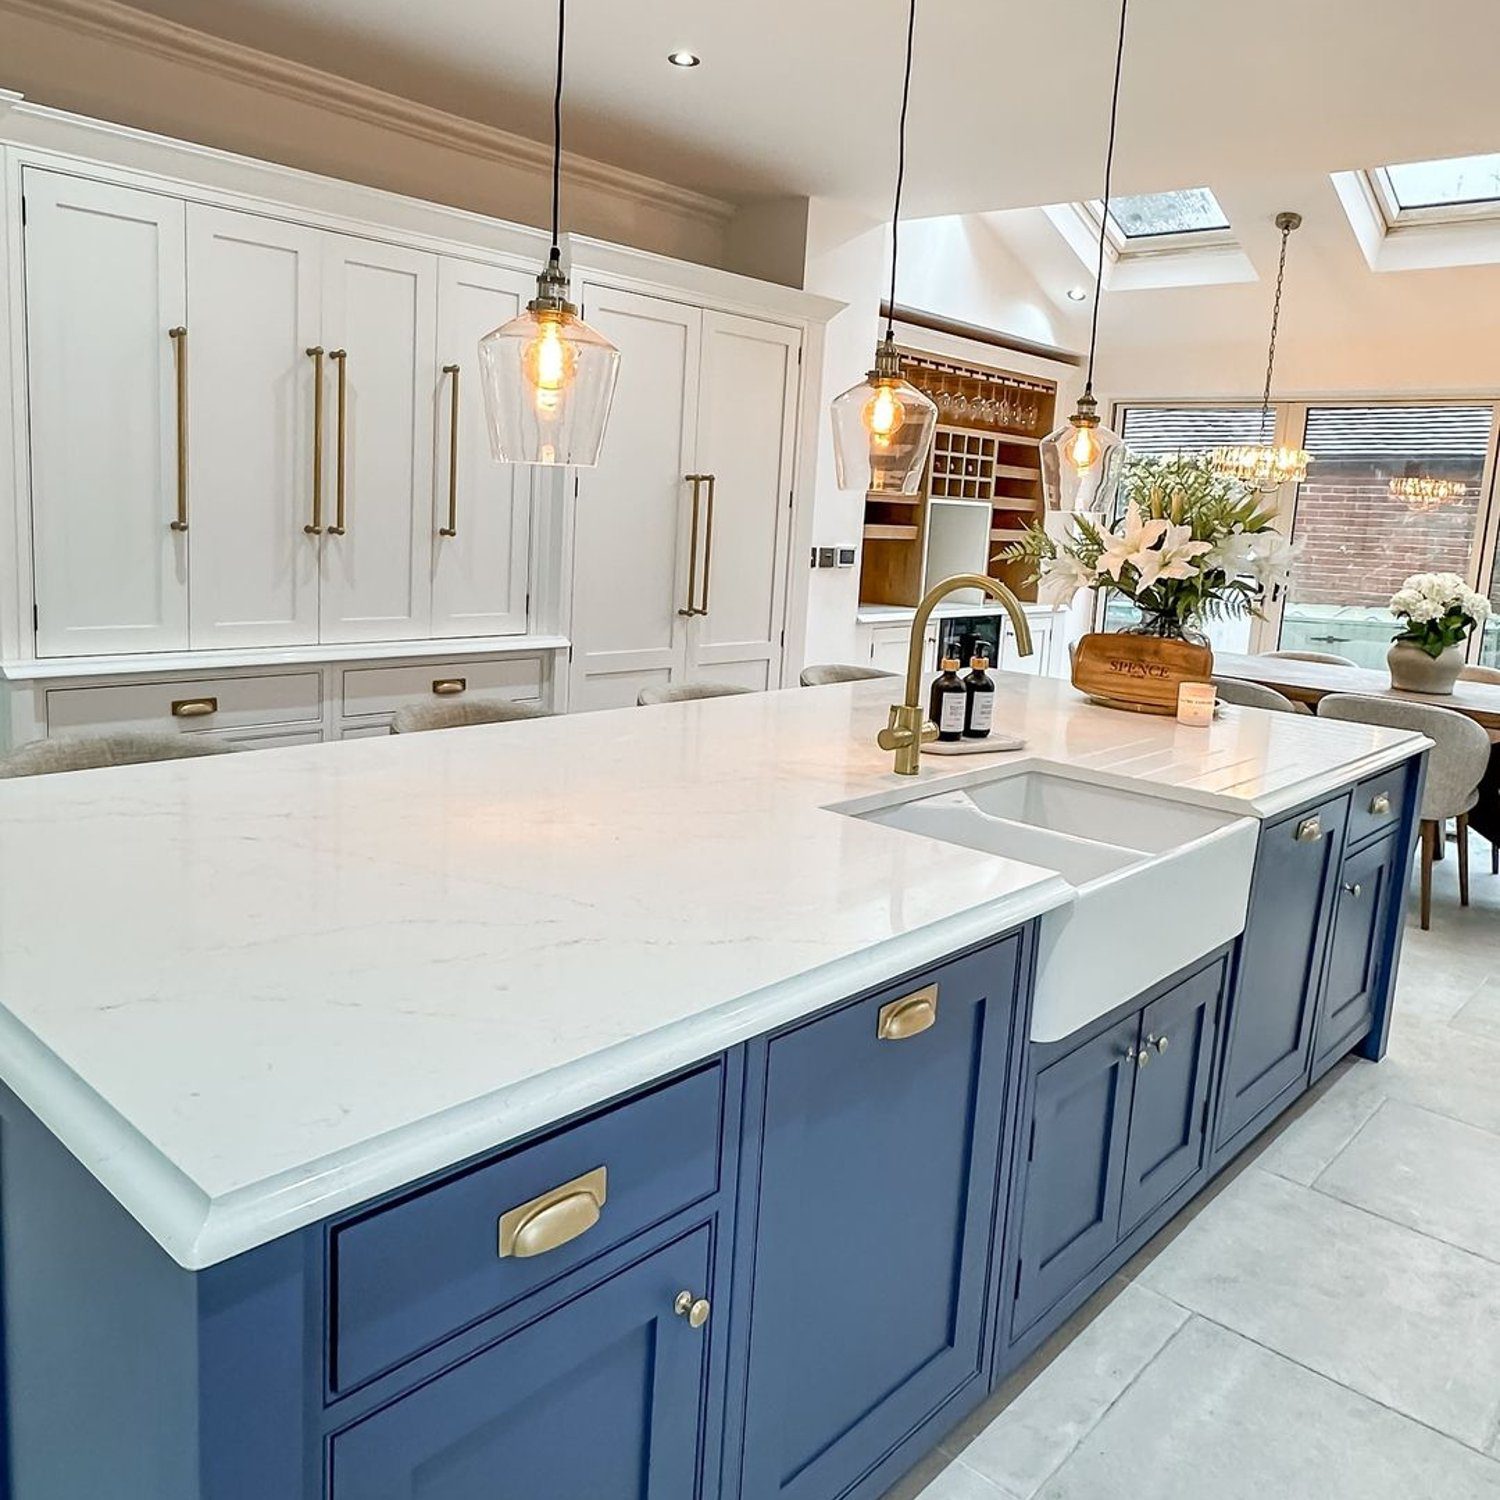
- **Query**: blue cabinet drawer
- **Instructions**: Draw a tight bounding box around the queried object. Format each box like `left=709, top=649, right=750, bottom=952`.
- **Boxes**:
left=330, top=1062, right=725, bottom=1393
left=1349, top=762, right=1412, bottom=848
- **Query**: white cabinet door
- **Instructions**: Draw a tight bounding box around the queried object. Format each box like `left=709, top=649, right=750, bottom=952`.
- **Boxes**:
left=687, top=312, right=799, bottom=691
left=318, top=234, right=438, bottom=644
left=185, top=205, right=323, bottom=648
left=571, top=286, right=701, bottom=711
left=1000, top=616, right=1052, bottom=676
left=431, top=258, right=533, bottom=638
left=24, top=171, right=189, bottom=656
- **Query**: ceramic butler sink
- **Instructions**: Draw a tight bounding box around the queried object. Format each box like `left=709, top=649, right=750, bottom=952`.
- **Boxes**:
left=843, top=767, right=1258, bottom=1042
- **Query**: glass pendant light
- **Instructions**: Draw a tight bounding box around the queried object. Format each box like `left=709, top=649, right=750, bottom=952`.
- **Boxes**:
left=1040, top=0, right=1131, bottom=518
left=1211, top=213, right=1313, bottom=492
left=479, top=0, right=620, bottom=467
left=830, top=0, right=937, bottom=496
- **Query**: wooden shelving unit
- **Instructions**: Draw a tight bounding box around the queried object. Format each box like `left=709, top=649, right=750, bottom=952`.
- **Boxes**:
left=857, top=347, right=1057, bottom=607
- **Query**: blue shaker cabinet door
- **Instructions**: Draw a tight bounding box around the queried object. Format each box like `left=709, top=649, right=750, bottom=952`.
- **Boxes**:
left=1311, top=835, right=1396, bottom=1078
left=329, top=1228, right=711, bottom=1500
left=1119, top=959, right=1224, bottom=1236
left=1013, top=1013, right=1138, bottom=1335
left=1217, top=795, right=1348, bottom=1149
left=739, top=940, right=1020, bottom=1500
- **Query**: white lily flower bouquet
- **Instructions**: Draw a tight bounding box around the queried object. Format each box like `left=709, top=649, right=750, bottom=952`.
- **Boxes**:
left=1002, top=455, right=1298, bottom=639
left=1389, top=573, right=1490, bottom=658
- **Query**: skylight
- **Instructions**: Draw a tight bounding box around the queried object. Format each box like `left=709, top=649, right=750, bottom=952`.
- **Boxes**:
left=1383, top=153, right=1500, bottom=210
left=1105, top=187, right=1229, bottom=239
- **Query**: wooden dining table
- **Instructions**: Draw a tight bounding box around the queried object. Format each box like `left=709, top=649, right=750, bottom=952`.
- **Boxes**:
left=1213, top=652, right=1500, bottom=737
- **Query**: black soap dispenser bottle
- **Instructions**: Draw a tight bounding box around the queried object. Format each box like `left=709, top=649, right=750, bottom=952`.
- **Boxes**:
left=929, top=648, right=967, bottom=743
left=963, top=656, right=995, bottom=739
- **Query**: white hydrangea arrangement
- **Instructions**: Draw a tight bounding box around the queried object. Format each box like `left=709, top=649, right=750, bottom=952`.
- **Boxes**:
left=1001, top=455, right=1298, bottom=635
left=1389, top=573, right=1491, bottom=658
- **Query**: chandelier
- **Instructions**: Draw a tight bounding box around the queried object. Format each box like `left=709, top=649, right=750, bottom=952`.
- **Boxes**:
left=1212, top=212, right=1313, bottom=492
left=1390, top=475, right=1468, bottom=513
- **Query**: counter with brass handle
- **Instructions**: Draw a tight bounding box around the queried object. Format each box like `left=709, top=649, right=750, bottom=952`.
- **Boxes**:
left=440, top=364, right=460, bottom=537
left=305, top=346, right=325, bottom=535
left=497, top=1166, right=607, bottom=1260
left=674, top=1290, right=711, bottom=1329
left=679, top=476, right=707, bottom=618
left=1295, top=816, right=1323, bottom=844
left=168, top=327, right=189, bottom=533
left=327, top=350, right=348, bottom=536
left=1369, top=792, right=1392, bottom=816
left=877, top=984, right=938, bottom=1041
left=171, top=697, right=218, bottom=719
left=432, top=678, right=467, bottom=697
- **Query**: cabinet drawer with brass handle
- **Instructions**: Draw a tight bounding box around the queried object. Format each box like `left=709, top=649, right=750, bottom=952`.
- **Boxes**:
left=329, top=1061, right=724, bottom=1394
left=1350, top=763, right=1413, bottom=848
left=341, top=658, right=542, bottom=721
left=47, top=673, right=321, bottom=738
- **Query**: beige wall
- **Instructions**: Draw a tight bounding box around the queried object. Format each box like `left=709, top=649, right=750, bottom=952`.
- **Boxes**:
left=0, top=0, right=730, bottom=266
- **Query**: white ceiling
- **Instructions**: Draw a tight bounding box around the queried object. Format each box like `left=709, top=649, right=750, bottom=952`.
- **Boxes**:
left=106, top=0, right=1500, bottom=215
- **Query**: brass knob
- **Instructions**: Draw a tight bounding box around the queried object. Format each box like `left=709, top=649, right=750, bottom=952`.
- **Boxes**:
left=1369, top=792, right=1391, bottom=816
left=1152, top=1034, right=1169, bottom=1055
left=674, top=1290, right=710, bottom=1329
left=1126, top=1046, right=1149, bottom=1069
left=1344, top=882, right=1363, bottom=899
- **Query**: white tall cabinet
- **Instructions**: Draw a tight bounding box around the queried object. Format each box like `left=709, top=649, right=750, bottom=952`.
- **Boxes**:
left=570, top=286, right=802, bottom=711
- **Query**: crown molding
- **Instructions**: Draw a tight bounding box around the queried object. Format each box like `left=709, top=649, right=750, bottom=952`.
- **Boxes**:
left=0, top=0, right=734, bottom=227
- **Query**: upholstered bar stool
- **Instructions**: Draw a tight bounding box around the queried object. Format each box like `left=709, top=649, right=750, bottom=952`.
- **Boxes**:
left=799, top=664, right=898, bottom=687
left=1460, top=664, right=1500, bottom=685
left=0, top=732, right=239, bottom=778
left=390, top=700, right=550, bottom=734
left=1212, top=679, right=1309, bottom=715
left=1318, top=693, right=1491, bottom=928
left=1261, top=649, right=1359, bottom=667
left=637, top=683, right=755, bottom=706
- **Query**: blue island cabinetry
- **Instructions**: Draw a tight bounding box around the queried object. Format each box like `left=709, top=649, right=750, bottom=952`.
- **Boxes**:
left=0, top=759, right=1424, bottom=1500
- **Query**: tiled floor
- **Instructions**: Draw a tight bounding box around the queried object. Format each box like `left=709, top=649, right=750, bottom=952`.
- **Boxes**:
left=893, top=843, right=1500, bottom=1500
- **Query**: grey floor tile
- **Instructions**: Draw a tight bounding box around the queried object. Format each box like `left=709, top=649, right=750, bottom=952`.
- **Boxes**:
left=1137, top=1167, right=1500, bottom=1447
left=1314, top=1099, right=1500, bottom=1263
left=953, top=1284, right=1187, bottom=1499
left=885, top=1446, right=979, bottom=1500
left=1255, top=1067, right=1385, bottom=1186
left=1453, top=978, right=1500, bottom=1046
left=909, top=1461, right=1014, bottom=1500
left=1033, top=1317, right=1500, bottom=1500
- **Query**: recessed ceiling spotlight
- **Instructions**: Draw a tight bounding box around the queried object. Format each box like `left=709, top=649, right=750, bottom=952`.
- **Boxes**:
left=668, top=49, right=701, bottom=67
left=1066, top=286, right=1089, bottom=301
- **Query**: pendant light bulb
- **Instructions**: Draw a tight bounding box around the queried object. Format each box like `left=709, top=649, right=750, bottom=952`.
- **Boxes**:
left=865, top=383, right=906, bottom=444
left=1068, top=423, right=1102, bottom=472
left=479, top=2, right=620, bottom=467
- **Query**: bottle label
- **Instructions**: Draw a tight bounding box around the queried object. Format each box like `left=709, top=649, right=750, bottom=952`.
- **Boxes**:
left=939, top=693, right=967, bottom=734
left=968, top=693, right=995, bottom=734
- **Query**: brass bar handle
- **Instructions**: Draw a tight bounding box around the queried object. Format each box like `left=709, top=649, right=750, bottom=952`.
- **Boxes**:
left=877, top=983, right=938, bottom=1041
left=674, top=1290, right=711, bottom=1330
left=679, top=476, right=705, bottom=618
left=432, top=678, right=467, bottom=696
left=498, top=1167, right=607, bottom=1259
left=698, top=474, right=717, bottom=616
left=327, top=350, right=348, bottom=536
left=1369, top=792, right=1392, bottom=816
left=305, top=347, right=325, bottom=534
left=440, top=364, right=460, bottom=537
left=171, top=697, right=218, bottom=719
left=168, top=327, right=189, bottom=532
left=1295, top=816, right=1323, bottom=844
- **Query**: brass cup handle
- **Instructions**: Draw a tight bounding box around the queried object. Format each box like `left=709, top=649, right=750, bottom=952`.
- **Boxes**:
left=327, top=350, right=348, bottom=536
left=168, top=327, right=189, bottom=532
left=498, top=1166, right=607, bottom=1260
left=1369, top=792, right=1392, bottom=816
left=679, top=476, right=708, bottom=617
left=440, top=364, right=460, bottom=537
left=674, top=1290, right=711, bottom=1329
left=305, top=346, right=325, bottom=534
left=877, top=983, right=939, bottom=1041
left=432, top=678, right=467, bottom=696
left=171, top=697, right=218, bottom=719
left=1295, top=816, right=1323, bottom=844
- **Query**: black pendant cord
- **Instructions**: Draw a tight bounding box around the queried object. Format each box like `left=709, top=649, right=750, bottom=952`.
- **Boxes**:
left=1259, top=218, right=1293, bottom=429
left=1083, top=0, right=1130, bottom=401
left=884, top=0, right=918, bottom=343
left=549, top=0, right=566, bottom=259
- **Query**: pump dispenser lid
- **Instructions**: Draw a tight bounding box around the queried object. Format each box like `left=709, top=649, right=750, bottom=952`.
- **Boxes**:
left=971, top=656, right=990, bottom=669
left=940, top=657, right=960, bottom=671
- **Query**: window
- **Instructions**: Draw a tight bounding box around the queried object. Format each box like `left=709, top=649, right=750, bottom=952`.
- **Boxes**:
left=1383, top=153, right=1500, bottom=213
left=1104, top=188, right=1230, bottom=240
left=1278, top=405, right=1495, bottom=669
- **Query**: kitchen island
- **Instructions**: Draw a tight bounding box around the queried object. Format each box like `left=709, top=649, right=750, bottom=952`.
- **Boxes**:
left=0, top=675, right=1427, bottom=1500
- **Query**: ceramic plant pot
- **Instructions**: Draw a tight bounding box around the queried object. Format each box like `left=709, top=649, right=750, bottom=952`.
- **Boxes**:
left=1387, top=641, right=1463, bottom=695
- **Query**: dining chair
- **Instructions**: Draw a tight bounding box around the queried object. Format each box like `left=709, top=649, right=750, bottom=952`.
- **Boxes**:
left=389, top=699, right=551, bottom=734
left=1261, top=649, right=1360, bottom=667
left=1212, top=678, right=1309, bottom=715
left=1317, top=693, right=1492, bottom=929
left=637, top=683, right=756, bottom=706
left=799, top=664, right=897, bottom=687
left=1460, top=664, right=1500, bottom=685
left=0, top=731, right=239, bottom=777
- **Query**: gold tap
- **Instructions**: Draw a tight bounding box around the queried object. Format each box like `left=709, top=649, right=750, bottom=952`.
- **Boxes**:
left=877, top=574, right=1034, bottom=775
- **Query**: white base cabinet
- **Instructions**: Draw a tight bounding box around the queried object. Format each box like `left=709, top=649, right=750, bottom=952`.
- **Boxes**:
left=858, top=606, right=1069, bottom=681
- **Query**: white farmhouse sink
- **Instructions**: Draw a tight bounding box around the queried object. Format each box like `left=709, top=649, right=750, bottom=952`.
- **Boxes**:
left=844, top=766, right=1258, bottom=1042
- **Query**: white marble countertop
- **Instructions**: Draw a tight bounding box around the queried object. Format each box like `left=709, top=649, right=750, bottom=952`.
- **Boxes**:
left=0, top=674, right=1424, bottom=1268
